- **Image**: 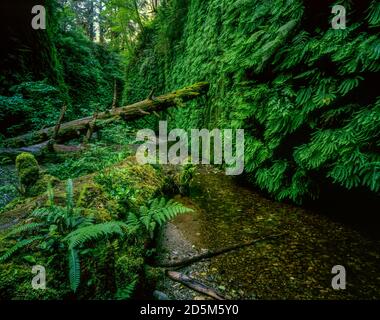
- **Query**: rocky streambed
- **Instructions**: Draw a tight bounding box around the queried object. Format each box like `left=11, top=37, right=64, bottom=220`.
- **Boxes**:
left=156, top=166, right=380, bottom=300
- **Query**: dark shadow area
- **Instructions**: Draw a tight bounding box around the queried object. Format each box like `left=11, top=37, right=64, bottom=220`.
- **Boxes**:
left=310, top=185, right=380, bottom=240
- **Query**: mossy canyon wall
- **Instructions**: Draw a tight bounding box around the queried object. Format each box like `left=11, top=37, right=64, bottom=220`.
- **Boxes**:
left=124, top=0, right=380, bottom=204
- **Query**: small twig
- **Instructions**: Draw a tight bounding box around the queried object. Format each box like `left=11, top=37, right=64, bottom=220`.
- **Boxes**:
left=147, top=87, right=156, bottom=100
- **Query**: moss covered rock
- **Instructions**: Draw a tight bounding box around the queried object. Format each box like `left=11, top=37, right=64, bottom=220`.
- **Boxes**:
left=95, top=157, right=165, bottom=212
left=15, top=152, right=40, bottom=188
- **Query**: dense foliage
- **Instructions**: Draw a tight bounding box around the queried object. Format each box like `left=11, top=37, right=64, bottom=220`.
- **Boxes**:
left=0, top=0, right=379, bottom=301
left=123, top=0, right=380, bottom=203
left=0, top=0, right=124, bottom=140
left=0, top=153, right=192, bottom=299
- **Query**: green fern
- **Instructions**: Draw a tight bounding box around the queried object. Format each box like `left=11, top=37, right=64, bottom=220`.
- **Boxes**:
left=338, top=76, right=364, bottom=96
left=66, top=178, right=74, bottom=216
left=115, top=277, right=138, bottom=300
left=367, top=1, right=380, bottom=27
left=1, top=179, right=129, bottom=294
left=0, top=236, right=43, bottom=262
left=68, top=248, right=80, bottom=292
left=127, top=197, right=193, bottom=238
left=5, top=222, right=45, bottom=238
left=65, top=221, right=128, bottom=249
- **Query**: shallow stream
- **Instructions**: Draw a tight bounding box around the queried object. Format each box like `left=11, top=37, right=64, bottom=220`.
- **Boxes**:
left=157, top=166, right=380, bottom=300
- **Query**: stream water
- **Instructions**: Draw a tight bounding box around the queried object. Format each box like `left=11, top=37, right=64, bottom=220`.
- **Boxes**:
left=157, top=166, right=380, bottom=300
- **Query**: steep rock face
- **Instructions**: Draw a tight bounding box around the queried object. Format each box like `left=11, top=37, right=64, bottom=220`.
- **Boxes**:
left=124, top=0, right=380, bottom=203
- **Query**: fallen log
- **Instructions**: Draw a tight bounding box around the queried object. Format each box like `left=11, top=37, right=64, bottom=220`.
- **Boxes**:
left=0, top=141, right=84, bottom=159
left=166, top=271, right=225, bottom=300
left=157, top=233, right=286, bottom=268
left=3, top=82, right=209, bottom=148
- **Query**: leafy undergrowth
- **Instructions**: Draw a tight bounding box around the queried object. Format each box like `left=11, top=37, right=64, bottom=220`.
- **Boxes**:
left=0, top=153, right=192, bottom=300
left=45, top=123, right=137, bottom=180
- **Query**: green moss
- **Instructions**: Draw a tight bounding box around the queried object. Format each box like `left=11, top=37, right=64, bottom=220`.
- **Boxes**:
left=144, top=265, right=165, bottom=288
left=0, top=263, right=30, bottom=299
left=29, top=174, right=60, bottom=197
left=95, top=158, right=164, bottom=211
left=12, top=281, right=64, bottom=300
left=161, top=162, right=196, bottom=195
left=15, top=152, right=40, bottom=192
left=115, top=246, right=145, bottom=290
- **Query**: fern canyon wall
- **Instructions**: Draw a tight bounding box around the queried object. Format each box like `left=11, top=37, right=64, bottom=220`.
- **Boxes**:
left=124, top=0, right=380, bottom=210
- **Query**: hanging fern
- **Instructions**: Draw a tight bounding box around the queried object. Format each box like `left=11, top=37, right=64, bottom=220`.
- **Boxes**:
left=367, top=1, right=380, bottom=27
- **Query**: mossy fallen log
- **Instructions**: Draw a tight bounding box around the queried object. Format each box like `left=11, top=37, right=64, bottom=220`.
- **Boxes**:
left=3, top=82, right=209, bottom=148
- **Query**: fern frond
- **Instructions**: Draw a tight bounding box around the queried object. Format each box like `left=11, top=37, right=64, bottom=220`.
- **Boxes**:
left=65, top=221, right=128, bottom=249
left=126, top=212, right=140, bottom=230
left=66, top=179, right=74, bottom=215
left=115, top=277, right=138, bottom=300
left=147, top=198, right=193, bottom=226
left=0, top=236, right=43, bottom=262
left=6, top=222, right=44, bottom=238
left=68, top=248, right=80, bottom=292
left=367, top=1, right=380, bottom=27
left=31, top=207, right=51, bottom=218
left=338, top=76, right=363, bottom=96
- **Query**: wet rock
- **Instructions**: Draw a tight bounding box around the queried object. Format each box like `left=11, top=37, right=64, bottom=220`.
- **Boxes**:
left=153, top=290, right=170, bottom=300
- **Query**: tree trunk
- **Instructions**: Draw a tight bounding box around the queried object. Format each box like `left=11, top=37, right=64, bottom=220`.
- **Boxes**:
left=2, top=82, right=209, bottom=148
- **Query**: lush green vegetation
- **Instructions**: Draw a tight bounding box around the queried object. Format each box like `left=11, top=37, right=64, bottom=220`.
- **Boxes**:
left=0, top=151, right=192, bottom=299
left=0, top=0, right=123, bottom=140
left=0, top=0, right=379, bottom=301
left=124, top=0, right=380, bottom=203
